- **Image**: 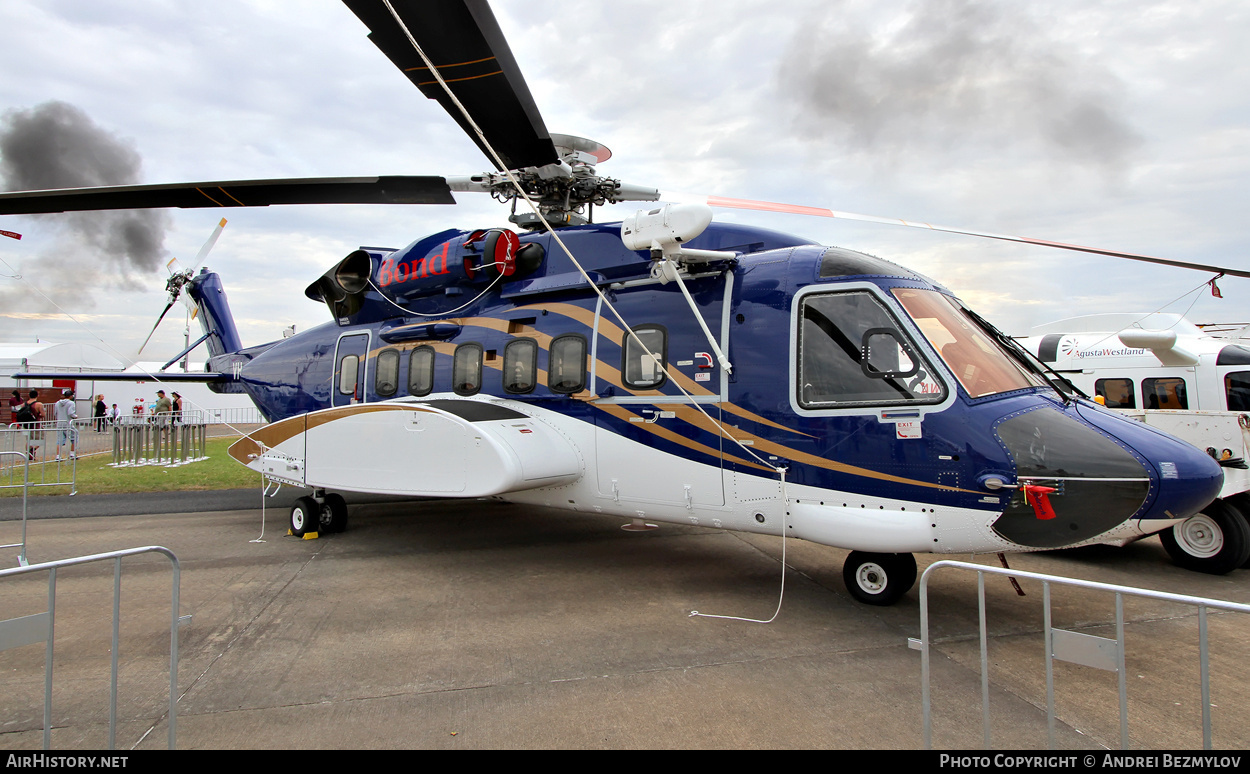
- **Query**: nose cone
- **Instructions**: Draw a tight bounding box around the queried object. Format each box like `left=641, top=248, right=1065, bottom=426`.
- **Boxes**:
left=1075, top=402, right=1223, bottom=522
left=988, top=401, right=1223, bottom=549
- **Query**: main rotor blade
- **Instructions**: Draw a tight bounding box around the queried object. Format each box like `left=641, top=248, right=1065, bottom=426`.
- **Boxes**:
left=699, top=194, right=1250, bottom=280
left=0, top=176, right=454, bottom=215
left=344, top=0, right=557, bottom=172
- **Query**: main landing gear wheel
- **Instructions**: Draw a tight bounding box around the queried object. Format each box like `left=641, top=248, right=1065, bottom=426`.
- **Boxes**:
left=290, top=496, right=319, bottom=537
left=842, top=551, right=917, bottom=606
left=1160, top=499, right=1250, bottom=575
left=320, top=493, right=349, bottom=534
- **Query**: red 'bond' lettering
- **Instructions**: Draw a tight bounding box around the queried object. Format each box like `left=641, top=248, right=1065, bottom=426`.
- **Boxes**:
left=377, top=243, right=451, bottom=287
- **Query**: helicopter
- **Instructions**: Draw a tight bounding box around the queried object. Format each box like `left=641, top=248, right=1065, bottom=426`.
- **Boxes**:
left=0, top=0, right=1234, bottom=605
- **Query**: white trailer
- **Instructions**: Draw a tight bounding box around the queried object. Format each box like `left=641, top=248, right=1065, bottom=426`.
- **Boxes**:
left=1019, top=313, right=1250, bottom=573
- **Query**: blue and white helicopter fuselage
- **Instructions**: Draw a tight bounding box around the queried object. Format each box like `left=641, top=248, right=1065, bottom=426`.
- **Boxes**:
left=201, top=217, right=1222, bottom=604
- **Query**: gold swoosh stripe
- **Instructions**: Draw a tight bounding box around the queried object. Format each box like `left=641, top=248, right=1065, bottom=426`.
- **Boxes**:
left=352, top=313, right=965, bottom=493
left=595, top=403, right=772, bottom=472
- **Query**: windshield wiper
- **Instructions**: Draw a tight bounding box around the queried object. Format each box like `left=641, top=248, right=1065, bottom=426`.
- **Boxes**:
left=962, top=307, right=1087, bottom=403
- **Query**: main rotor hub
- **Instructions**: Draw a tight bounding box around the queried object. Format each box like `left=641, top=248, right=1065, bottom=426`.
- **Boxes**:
left=447, top=134, right=658, bottom=231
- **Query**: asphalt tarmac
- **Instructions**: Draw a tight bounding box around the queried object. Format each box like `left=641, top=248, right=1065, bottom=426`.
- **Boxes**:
left=1, top=490, right=1249, bottom=750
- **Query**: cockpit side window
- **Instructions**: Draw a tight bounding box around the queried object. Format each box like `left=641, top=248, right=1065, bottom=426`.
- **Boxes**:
left=797, top=291, right=945, bottom=408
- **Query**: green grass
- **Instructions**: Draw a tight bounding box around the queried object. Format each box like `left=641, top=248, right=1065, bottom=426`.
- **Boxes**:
left=0, top=437, right=262, bottom=497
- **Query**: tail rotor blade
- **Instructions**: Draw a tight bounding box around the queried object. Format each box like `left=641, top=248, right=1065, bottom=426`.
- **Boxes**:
left=138, top=298, right=177, bottom=356
left=188, top=217, right=227, bottom=272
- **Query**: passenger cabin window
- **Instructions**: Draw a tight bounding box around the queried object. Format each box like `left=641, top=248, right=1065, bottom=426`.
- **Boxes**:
left=1226, top=371, right=1250, bottom=411
left=375, top=348, right=399, bottom=397
left=1142, top=377, right=1188, bottom=410
left=1095, top=378, right=1135, bottom=408
left=503, top=339, right=538, bottom=394
left=339, top=355, right=359, bottom=396
left=798, top=291, right=944, bottom=408
left=453, top=343, right=483, bottom=396
left=623, top=326, right=667, bottom=390
left=408, top=346, right=435, bottom=397
left=549, top=334, right=587, bottom=394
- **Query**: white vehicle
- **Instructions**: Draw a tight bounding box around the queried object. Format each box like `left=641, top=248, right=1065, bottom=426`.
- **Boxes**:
left=1020, top=313, right=1250, bottom=574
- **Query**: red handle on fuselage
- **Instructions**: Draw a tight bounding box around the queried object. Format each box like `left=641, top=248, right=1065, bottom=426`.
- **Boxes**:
left=1022, top=483, right=1058, bottom=521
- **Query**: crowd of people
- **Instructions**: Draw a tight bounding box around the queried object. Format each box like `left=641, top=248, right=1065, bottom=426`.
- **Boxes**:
left=7, top=389, right=185, bottom=428
left=6, top=388, right=189, bottom=462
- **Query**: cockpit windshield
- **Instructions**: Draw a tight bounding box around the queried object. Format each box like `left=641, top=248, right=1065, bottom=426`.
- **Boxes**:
left=892, top=288, right=1047, bottom=398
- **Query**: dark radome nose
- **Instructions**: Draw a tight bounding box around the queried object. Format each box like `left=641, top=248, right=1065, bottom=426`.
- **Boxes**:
left=988, top=402, right=1222, bottom=549
left=1075, top=401, right=1224, bottom=523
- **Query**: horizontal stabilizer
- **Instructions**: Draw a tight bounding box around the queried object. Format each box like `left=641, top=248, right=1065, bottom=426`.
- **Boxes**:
left=11, top=371, right=234, bottom=382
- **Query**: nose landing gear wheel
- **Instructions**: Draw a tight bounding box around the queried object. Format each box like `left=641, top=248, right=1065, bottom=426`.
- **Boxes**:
left=843, top=551, right=917, bottom=606
left=290, top=496, right=319, bottom=537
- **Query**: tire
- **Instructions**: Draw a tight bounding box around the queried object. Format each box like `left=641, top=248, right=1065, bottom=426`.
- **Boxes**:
left=290, top=496, right=319, bottom=537
left=842, top=551, right=917, bottom=606
left=321, top=493, right=348, bottom=534
left=1159, top=499, right=1250, bottom=575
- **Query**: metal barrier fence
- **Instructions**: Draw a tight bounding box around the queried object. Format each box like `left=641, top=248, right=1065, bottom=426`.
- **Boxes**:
left=111, top=411, right=208, bottom=467
left=0, top=451, right=34, bottom=566
left=199, top=406, right=264, bottom=426
left=0, top=546, right=184, bottom=750
left=913, top=560, right=1250, bottom=750
left=1, top=421, right=85, bottom=493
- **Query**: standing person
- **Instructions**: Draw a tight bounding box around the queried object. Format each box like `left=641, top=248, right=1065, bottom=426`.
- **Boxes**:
left=54, top=389, right=78, bottom=461
left=94, top=394, right=107, bottom=432
left=8, top=390, right=22, bottom=424
left=17, top=389, right=43, bottom=460
left=171, top=392, right=183, bottom=424
left=155, top=389, right=171, bottom=417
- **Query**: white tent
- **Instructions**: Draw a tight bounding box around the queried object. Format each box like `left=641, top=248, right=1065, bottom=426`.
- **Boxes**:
left=2, top=340, right=258, bottom=423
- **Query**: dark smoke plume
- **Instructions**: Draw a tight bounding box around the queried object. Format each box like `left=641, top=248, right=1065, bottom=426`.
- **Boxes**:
left=0, top=101, right=170, bottom=312
left=780, top=0, right=1142, bottom=171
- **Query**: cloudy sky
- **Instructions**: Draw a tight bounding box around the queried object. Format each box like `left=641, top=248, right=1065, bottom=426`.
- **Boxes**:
left=1, top=0, right=1248, bottom=365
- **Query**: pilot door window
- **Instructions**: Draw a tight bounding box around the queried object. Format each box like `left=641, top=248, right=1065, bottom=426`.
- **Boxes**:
left=623, top=325, right=667, bottom=390
left=548, top=334, right=587, bottom=394
left=375, top=348, right=400, bottom=397
left=1142, top=377, right=1188, bottom=410
left=797, top=291, right=944, bottom=408
left=453, top=343, right=484, bottom=396
left=1095, top=378, right=1135, bottom=408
